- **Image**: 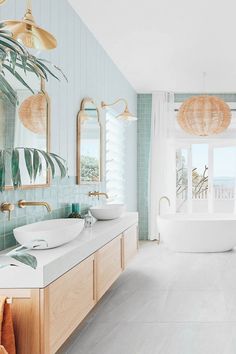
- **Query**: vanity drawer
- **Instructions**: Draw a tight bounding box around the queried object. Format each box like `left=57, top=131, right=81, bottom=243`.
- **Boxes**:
left=96, top=235, right=123, bottom=300
left=41, top=254, right=95, bottom=354
left=123, top=224, right=138, bottom=268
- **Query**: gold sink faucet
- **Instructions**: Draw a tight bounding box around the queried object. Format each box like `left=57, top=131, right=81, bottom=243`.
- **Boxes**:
left=18, top=200, right=52, bottom=213
left=1, top=202, right=15, bottom=220
left=88, top=191, right=109, bottom=200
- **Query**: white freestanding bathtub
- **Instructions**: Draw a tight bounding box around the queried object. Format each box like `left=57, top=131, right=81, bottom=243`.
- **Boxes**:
left=157, top=214, right=236, bottom=252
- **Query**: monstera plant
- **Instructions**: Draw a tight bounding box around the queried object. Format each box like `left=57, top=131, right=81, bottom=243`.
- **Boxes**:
left=0, top=24, right=67, bottom=191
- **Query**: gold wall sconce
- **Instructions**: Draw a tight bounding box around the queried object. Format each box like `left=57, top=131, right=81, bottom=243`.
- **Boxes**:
left=101, top=98, right=137, bottom=121
left=1, top=0, right=57, bottom=50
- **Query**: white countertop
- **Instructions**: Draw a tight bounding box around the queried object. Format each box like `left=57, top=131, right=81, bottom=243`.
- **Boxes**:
left=0, top=212, right=138, bottom=289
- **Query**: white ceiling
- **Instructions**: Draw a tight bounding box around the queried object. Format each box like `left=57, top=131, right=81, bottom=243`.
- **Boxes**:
left=69, top=0, right=236, bottom=93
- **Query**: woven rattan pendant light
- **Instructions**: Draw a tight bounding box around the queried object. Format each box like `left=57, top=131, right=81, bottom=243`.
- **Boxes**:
left=177, top=95, right=231, bottom=136
left=19, top=93, right=47, bottom=135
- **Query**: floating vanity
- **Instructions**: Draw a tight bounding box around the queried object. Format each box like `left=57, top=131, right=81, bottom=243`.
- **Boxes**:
left=0, top=212, right=138, bottom=354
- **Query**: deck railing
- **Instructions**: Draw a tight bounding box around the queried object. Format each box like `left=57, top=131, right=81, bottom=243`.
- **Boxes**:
left=177, top=186, right=235, bottom=200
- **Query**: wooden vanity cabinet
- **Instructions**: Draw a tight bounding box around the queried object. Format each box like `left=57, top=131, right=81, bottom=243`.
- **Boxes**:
left=123, top=224, right=138, bottom=268
left=96, top=235, right=123, bottom=300
left=1, top=223, right=138, bottom=354
left=40, top=254, right=95, bottom=354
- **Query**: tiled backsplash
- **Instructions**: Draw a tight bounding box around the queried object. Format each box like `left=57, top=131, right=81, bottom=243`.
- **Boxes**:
left=0, top=177, right=104, bottom=251
left=137, top=94, right=152, bottom=240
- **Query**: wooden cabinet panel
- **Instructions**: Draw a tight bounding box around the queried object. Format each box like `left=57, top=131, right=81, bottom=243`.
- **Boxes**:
left=0, top=289, right=40, bottom=354
left=123, top=224, right=138, bottom=268
left=96, top=236, right=122, bottom=300
left=41, top=255, right=95, bottom=354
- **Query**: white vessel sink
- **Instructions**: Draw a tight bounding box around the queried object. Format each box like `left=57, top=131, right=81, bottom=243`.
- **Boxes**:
left=13, top=219, right=85, bottom=249
left=90, top=204, right=125, bottom=220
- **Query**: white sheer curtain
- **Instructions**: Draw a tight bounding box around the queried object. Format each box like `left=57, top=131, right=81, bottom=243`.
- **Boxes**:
left=148, top=92, right=175, bottom=240
left=106, top=111, right=125, bottom=203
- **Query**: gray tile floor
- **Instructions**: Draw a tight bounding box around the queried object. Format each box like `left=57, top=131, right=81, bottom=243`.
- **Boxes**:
left=58, top=241, right=236, bottom=354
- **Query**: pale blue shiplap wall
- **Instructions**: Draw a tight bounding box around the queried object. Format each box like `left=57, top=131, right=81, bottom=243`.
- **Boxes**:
left=0, top=0, right=137, bottom=250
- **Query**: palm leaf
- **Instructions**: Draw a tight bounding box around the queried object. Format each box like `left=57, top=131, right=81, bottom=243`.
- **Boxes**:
left=11, top=149, right=20, bottom=188
left=20, top=54, right=27, bottom=74
left=9, top=51, right=17, bottom=72
left=0, top=28, right=66, bottom=105
left=38, top=159, right=42, bottom=175
left=0, top=39, right=23, bottom=54
left=0, top=150, right=5, bottom=192
left=35, top=59, right=60, bottom=81
left=10, top=253, right=37, bottom=269
left=0, top=75, right=17, bottom=105
left=16, top=169, right=21, bottom=188
left=50, top=152, right=67, bottom=178
left=38, top=149, right=55, bottom=178
left=0, top=33, right=27, bottom=53
left=37, top=58, right=68, bottom=82
left=24, top=148, right=33, bottom=183
left=0, top=45, right=7, bottom=55
left=4, top=245, right=38, bottom=269
left=3, top=64, right=35, bottom=94
left=15, top=61, right=40, bottom=77
left=0, top=148, right=67, bottom=190
left=33, top=149, right=40, bottom=181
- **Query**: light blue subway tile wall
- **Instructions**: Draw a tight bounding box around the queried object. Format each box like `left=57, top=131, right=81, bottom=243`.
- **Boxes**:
left=0, top=0, right=137, bottom=251
left=0, top=177, right=105, bottom=250
left=137, top=94, right=152, bottom=240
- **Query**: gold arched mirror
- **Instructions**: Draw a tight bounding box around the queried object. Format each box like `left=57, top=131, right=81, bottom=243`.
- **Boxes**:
left=0, top=68, right=50, bottom=189
left=77, top=98, right=102, bottom=184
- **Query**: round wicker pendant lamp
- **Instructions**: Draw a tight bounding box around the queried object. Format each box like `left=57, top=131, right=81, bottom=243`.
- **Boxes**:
left=18, top=93, right=47, bottom=135
left=177, top=95, right=231, bottom=136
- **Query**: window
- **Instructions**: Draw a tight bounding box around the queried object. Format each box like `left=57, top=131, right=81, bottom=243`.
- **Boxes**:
left=213, top=146, right=236, bottom=213
left=174, top=94, right=236, bottom=213
left=105, top=111, right=125, bottom=203
left=176, top=143, right=236, bottom=213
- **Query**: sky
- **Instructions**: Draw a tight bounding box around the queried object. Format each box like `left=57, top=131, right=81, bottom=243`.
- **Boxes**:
left=192, top=144, right=236, bottom=179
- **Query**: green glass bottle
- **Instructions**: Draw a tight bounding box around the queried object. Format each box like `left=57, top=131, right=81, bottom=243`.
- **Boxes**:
left=68, top=203, right=82, bottom=218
